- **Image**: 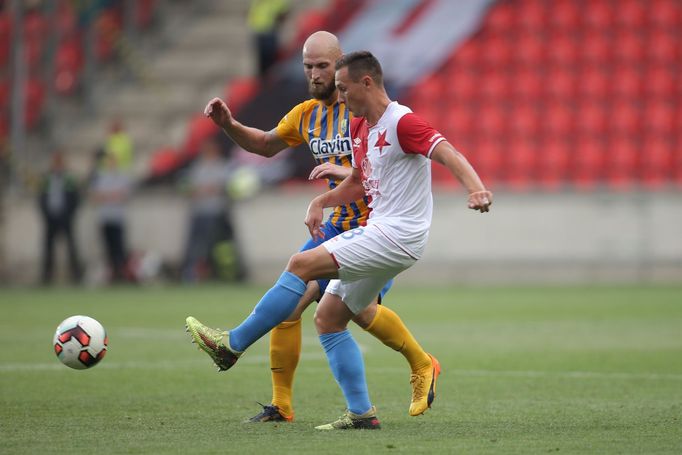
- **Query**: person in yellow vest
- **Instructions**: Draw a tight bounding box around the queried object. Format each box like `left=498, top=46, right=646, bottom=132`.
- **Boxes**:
left=248, top=0, right=290, bottom=77
left=104, top=119, right=133, bottom=172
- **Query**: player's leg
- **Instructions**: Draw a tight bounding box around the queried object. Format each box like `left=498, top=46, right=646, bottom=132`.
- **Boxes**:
left=354, top=292, right=432, bottom=373
left=249, top=282, right=319, bottom=423
left=313, top=288, right=380, bottom=430
left=353, top=293, right=440, bottom=416
left=185, top=245, right=337, bottom=370
left=251, top=221, right=341, bottom=422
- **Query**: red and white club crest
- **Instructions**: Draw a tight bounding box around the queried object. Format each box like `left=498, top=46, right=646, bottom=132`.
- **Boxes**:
left=374, top=130, right=390, bottom=154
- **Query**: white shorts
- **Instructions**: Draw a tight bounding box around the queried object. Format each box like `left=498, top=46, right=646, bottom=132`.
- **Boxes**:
left=323, top=223, right=416, bottom=314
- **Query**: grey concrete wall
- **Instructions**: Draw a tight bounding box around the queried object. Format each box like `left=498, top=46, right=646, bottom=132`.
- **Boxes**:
left=3, top=189, right=681, bottom=285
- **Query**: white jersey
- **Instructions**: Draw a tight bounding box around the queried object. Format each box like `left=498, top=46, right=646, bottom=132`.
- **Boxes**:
left=350, top=101, right=445, bottom=259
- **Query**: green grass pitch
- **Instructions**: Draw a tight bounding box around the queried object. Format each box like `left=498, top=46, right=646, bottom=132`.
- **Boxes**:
left=1, top=284, right=681, bottom=454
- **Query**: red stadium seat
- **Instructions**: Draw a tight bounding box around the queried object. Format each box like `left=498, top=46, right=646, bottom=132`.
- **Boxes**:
left=481, top=35, right=512, bottom=67
left=615, top=0, right=647, bottom=28
left=136, top=0, right=157, bottom=29
left=0, top=13, right=10, bottom=69
left=644, top=65, right=677, bottom=98
left=418, top=74, right=442, bottom=106
left=56, top=2, right=77, bottom=36
left=609, top=100, right=641, bottom=136
left=476, top=102, right=507, bottom=136
left=484, top=2, right=515, bottom=32
left=644, top=101, right=675, bottom=135
left=584, top=1, right=613, bottom=28
left=546, top=33, right=578, bottom=66
left=0, top=111, right=8, bottom=140
left=182, top=114, right=220, bottom=158
left=505, top=138, right=536, bottom=190
left=537, top=137, right=570, bottom=190
left=447, top=108, right=475, bottom=138
left=647, top=30, right=679, bottom=62
left=292, top=9, right=327, bottom=50
left=580, top=30, right=612, bottom=63
left=23, top=11, right=48, bottom=72
left=54, top=37, right=84, bottom=95
left=469, top=137, right=503, bottom=183
left=479, top=70, right=509, bottom=100
left=576, top=101, right=608, bottom=136
left=649, top=0, right=681, bottom=27
left=0, top=78, right=9, bottom=109
left=546, top=66, right=576, bottom=99
left=24, top=78, right=45, bottom=129
left=579, top=66, right=609, bottom=99
left=613, top=31, right=645, bottom=63
left=516, top=32, right=545, bottom=65
left=223, top=77, right=259, bottom=115
left=516, top=0, right=547, bottom=30
left=605, top=137, right=638, bottom=190
left=95, top=9, right=123, bottom=62
left=447, top=69, right=478, bottom=102
left=641, top=135, right=673, bottom=188
left=542, top=102, right=573, bottom=137
left=149, top=147, right=181, bottom=177
left=572, top=136, right=604, bottom=189
left=451, top=39, right=480, bottom=67
left=511, top=67, right=542, bottom=100
left=611, top=66, right=643, bottom=99
left=549, top=0, right=581, bottom=29
left=510, top=103, right=540, bottom=137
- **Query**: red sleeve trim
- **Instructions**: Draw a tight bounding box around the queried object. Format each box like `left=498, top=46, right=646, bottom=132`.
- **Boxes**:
left=397, top=113, right=445, bottom=158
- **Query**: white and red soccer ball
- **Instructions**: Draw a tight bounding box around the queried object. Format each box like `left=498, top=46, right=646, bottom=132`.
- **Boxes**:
left=53, top=315, right=108, bottom=370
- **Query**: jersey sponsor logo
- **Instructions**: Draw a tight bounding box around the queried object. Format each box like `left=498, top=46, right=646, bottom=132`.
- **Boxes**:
left=353, top=138, right=361, bottom=148
left=310, top=134, right=353, bottom=157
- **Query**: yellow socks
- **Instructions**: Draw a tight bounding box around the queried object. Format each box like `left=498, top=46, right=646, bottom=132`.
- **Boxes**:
left=269, top=319, right=301, bottom=419
left=365, top=305, right=432, bottom=372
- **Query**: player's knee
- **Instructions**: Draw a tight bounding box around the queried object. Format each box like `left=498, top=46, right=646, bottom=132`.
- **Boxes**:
left=352, top=303, right=377, bottom=329
left=313, top=307, right=334, bottom=334
left=285, top=252, right=315, bottom=282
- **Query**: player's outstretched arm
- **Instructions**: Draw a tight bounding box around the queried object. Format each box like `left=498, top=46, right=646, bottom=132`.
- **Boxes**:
left=305, top=167, right=365, bottom=239
left=204, top=97, right=289, bottom=158
left=431, top=141, right=493, bottom=213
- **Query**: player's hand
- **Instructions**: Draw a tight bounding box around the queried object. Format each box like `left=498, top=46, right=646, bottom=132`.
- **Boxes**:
left=204, top=97, right=233, bottom=128
left=468, top=190, right=493, bottom=213
left=305, top=199, right=326, bottom=241
left=308, top=162, right=352, bottom=181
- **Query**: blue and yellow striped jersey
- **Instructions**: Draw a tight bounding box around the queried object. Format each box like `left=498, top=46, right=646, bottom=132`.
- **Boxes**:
left=276, top=99, right=370, bottom=230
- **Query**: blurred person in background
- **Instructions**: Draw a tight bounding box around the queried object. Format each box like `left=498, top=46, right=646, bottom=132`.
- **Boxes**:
left=90, top=152, right=133, bottom=283
left=38, top=150, right=83, bottom=285
left=181, top=138, right=246, bottom=283
left=194, top=31, right=437, bottom=424
left=248, top=0, right=290, bottom=78
left=104, top=118, right=134, bottom=172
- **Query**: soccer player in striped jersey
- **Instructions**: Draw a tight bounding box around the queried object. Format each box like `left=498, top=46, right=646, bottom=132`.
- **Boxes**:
left=196, top=31, right=438, bottom=422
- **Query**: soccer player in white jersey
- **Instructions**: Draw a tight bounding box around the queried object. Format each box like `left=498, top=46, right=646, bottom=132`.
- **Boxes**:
left=186, top=50, right=492, bottom=430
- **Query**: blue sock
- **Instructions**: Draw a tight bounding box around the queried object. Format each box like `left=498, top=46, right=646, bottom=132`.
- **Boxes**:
left=319, top=330, right=372, bottom=415
left=229, top=271, right=306, bottom=352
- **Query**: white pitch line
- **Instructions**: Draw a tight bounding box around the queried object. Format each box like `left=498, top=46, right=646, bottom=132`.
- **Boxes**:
left=1, top=358, right=681, bottom=381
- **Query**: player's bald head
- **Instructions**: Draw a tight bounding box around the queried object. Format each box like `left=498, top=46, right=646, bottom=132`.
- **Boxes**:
left=302, top=31, right=342, bottom=60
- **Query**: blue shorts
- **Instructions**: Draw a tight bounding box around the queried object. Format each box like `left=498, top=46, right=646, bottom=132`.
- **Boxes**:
left=299, top=221, right=393, bottom=303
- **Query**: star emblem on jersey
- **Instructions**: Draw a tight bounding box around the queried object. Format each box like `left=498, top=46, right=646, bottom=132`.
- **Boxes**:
left=374, top=130, right=391, bottom=154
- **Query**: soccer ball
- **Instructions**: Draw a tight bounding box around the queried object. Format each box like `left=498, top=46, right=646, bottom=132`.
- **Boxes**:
left=53, top=315, right=108, bottom=370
